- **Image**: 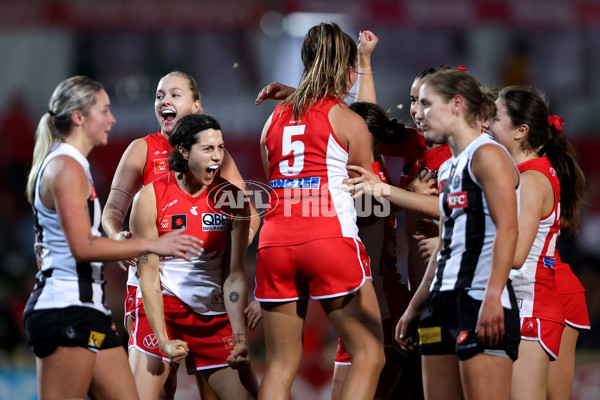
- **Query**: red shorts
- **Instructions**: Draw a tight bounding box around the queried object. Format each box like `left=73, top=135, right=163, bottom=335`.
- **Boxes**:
left=558, top=291, right=590, bottom=330
left=520, top=317, right=564, bottom=361
left=335, top=337, right=351, bottom=365
left=124, top=285, right=140, bottom=317
left=255, top=237, right=371, bottom=301
left=129, top=295, right=234, bottom=373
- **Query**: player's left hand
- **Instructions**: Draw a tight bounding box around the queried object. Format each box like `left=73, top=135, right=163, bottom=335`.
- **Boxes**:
left=476, top=295, right=505, bottom=347
left=244, top=300, right=262, bottom=330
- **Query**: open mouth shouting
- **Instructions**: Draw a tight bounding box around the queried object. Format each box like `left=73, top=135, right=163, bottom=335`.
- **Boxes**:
left=161, top=108, right=177, bottom=129
left=206, top=164, right=219, bottom=179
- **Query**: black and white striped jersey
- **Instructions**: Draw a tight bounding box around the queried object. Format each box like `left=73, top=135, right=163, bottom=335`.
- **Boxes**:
left=432, top=134, right=518, bottom=308
left=25, top=143, right=109, bottom=316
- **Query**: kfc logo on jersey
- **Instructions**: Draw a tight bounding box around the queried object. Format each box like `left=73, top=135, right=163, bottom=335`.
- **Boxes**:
left=202, top=213, right=227, bottom=231
left=153, top=158, right=169, bottom=174
left=447, top=191, right=468, bottom=209
left=159, top=214, right=187, bottom=230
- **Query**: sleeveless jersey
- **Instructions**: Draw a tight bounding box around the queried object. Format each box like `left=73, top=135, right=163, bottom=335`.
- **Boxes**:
left=127, top=131, right=172, bottom=288
left=152, top=172, right=230, bottom=315
left=143, top=131, right=171, bottom=185
left=258, top=96, right=360, bottom=248
left=433, top=134, right=518, bottom=308
left=25, top=143, right=108, bottom=315
left=510, top=157, right=564, bottom=322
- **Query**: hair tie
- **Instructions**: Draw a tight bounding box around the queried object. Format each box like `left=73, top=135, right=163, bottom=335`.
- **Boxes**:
left=548, top=115, right=564, bottom=131
left=458, top=65, right=467, bottom=71
left=48, top=110, right=56, bottom=117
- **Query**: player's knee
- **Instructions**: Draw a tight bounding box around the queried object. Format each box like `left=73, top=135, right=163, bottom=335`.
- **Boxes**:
left=352, top=343, right=385, bottom=372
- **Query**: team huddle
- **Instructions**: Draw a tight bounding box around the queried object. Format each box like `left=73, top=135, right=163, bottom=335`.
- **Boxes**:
left=22, top=22, right=589, bottom=400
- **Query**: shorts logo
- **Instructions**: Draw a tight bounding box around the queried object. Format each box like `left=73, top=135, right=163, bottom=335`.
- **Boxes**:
left=143, top=334, right=159, bottom=349
left=66, top=326, right=76, bottom=339
left=202, top=213, right=227, bottom=231
left=153, top=158, right=169, bottom=174
left=418, top=326, right=442, bottom=344
left=525, top=320, right=535, bottom=331
left=159, top=214, right=187, bottom=230
left=88, top=330, right=106, bottom=349
left=223, top=335, right=234, bottom=350
left=447, top=191, right=468, bottom=209
left=457, top=331, right=469, bottom=344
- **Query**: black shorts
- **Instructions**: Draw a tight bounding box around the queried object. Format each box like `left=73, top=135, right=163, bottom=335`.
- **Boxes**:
left=23, top=306, right=122, bottom=358
left=417, top=289, right=519, bottom=361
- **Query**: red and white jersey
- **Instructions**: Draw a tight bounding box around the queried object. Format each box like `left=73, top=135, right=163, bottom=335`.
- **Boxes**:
left=259, top=96, right=360, bottom=248
left=512, top=157, right=564, bottom=323
left=127, top=131, right=172, bottom=288
left=151, top=172, right=231, bottom=315
left=554, top=253, right=585, bottom=294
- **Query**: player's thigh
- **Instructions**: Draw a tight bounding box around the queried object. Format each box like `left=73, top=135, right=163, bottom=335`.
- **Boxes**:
left=36, top=346, right=95, bottom=400
left=422, top=354, right=462, bottom=400
left=90, top=346, right=140, bottom=400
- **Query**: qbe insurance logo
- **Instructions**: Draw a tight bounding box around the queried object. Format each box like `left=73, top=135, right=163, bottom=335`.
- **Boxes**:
left=207, top=180, right=278, bottom=220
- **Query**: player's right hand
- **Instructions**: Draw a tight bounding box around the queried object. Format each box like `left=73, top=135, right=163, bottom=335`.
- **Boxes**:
left=161, top=339, right=189, bottom=363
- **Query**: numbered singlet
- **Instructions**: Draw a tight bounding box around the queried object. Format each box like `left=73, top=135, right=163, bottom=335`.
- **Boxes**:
left=259, top=96, right=360, bottom=248
left=153, top=172, right=230, bottom=315
left=511, top=156, right=564, bottom=323
left=127, top=131, right=172, bottom=288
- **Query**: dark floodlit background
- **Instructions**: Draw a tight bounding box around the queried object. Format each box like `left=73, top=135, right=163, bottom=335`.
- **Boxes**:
left=1, top=1, right=599, bottom=398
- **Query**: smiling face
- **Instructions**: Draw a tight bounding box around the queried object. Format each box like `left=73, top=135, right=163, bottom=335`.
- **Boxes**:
left=155, top=75, right=202, bottom=136
left=180, top=128, right=224, bottom=186
left=415, top=82, right=454, bottom=144
left=82, top=89, right=115, bottom=146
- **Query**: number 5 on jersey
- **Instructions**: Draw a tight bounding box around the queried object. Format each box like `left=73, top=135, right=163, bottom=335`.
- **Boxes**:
left=279, top=125, right=305, bottom=176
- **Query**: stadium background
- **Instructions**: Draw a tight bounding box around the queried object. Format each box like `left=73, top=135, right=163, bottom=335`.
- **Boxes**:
left=0, top=0, right=599, bottom=398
